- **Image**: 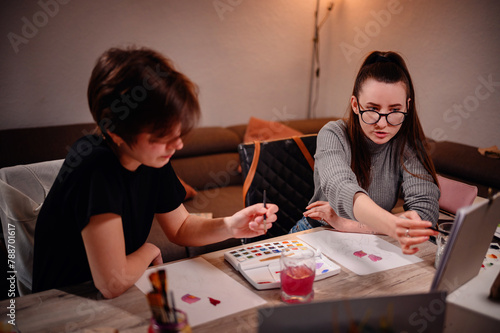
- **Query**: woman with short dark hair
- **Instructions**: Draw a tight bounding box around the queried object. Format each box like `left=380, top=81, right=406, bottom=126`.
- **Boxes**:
left=33, top=47, right=278, bottom=298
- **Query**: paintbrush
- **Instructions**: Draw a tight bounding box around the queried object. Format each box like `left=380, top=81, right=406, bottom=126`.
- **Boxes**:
left=149, top=271, right=162, bottom=294
left=146, top=291, right=169, bottom=324
left=170, top=290, right=178, bottom=324
left=159, top=269, right=176, bottom=323
left=158, top=269, right=169, bottom=308
left=263, top=190, right=267, bottom=234
left=150, top=270, right=174, bottom=322
left=429, top=225, right=450, bottom=236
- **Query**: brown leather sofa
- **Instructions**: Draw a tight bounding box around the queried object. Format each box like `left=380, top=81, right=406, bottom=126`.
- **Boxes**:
left=1, top=117, right=499, bottom=263
left=0, top=117, right=337, bottom=264
left=426, top=140, right=500, bottom=198
left=3, top=117, right=499, bottom=299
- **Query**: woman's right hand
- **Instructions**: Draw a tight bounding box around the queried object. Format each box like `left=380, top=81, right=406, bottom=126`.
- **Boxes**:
left=393, top=213, right=438, bottom=254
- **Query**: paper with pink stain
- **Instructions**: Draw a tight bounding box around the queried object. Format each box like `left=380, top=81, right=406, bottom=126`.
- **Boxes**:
left=135, top=257, right=266, bottom=326
left=368, top=254, right=383, bottom=262
left=353, top=250, right=367, bottom=258
left=181, top=294, right=201, bottom=304
left=299, top=230, right=422, bottom=275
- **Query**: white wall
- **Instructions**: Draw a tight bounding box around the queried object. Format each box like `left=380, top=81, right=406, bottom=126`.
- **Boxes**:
left=0, top=0, right=314, bottom=129
left=316, top=0, right=500, bottom=148
left=1, top=0, right=499, bottom=148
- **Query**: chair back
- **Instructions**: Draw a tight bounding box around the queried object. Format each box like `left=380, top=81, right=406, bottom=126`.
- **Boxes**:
left=0, top=159, right=63, bottom=295
left=238, top=135, right=317, bottom=239
left=438, top=175, right=478, bottom=215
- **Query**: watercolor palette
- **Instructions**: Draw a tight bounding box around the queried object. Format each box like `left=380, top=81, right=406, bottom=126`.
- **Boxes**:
left=481, top=243, right=500, bottom=270
left=224, top=239, right=341, bottom=290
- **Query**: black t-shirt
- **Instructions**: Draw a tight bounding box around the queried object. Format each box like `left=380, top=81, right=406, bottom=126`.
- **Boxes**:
left=32, top=135, right=186, bottom=293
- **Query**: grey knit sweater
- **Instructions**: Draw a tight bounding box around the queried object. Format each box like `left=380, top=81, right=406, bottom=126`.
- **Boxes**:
left=310, top=120, right=440, bottom=224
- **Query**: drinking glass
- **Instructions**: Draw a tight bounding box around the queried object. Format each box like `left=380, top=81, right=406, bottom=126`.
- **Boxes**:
left=435, top=222, right=454, bottom=269
left=148, top=310, right=191, bottom=333
left=280, top=248, right=316, bottom=303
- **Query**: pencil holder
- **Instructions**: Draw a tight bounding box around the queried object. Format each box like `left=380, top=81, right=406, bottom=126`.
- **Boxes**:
left=148, top=310, right=191, bottom=333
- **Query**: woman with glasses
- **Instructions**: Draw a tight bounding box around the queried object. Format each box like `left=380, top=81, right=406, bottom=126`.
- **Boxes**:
left=290, top=51, right=440, bottom=255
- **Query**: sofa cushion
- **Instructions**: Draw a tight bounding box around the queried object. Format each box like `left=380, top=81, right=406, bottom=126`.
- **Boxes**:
left=227, top=117, right=338, bottom=143
left=243, top=117, right=303, bottom=143
left=146, top=219, right=189, bottom=262
left=179, top=178, right=197, bottom=200
left=183, top=185, right=244, bottom=218
left=183, top=185, right=245, bottom=258
left=0, top=124, right=97, bottom=169
left=171, top=153, right=242, bottom=190
left=174, top=127, right=240, bottom=158
left=437, top=175, right=478, bottom=215
left=283, top=117, right=339, bottom=134
left=429, top=140, right=500, bottom=196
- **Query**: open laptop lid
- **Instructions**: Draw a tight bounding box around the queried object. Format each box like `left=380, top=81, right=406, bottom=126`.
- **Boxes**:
left=258, top=292, right=447, bottom=333
left=431, top=192, right=500, bottom=294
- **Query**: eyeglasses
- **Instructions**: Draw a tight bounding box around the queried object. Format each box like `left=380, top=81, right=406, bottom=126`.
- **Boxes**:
left=358, top=104, right=407, bottom=126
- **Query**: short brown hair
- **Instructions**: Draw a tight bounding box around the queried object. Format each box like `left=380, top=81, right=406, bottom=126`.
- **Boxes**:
left=87, top=46, right=200, bottom=147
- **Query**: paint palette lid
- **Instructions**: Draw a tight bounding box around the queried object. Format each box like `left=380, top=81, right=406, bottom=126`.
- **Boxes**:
left=224, top=239, right=341, bottom=290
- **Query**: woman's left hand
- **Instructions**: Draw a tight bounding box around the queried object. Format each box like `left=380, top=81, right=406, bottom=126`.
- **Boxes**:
left=225, top=203, right=279, bottom=238
left=303, top=201, right=338, bottom=224
left=304, top=201, right=377, bottom=234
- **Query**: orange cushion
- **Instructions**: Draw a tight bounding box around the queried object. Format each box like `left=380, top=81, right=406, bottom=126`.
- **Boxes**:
left=179, top=177, right=197, bottom=200
left=243, top=117, right=303, bottom=143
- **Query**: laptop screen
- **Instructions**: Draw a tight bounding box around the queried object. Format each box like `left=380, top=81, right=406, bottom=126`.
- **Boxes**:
left=258, top=292, right=447, bottom=333
left=431, top=192, right=500, bottom=294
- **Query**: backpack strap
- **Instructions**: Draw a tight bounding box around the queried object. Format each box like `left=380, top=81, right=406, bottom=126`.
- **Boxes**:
left=242, top=140, right=261, bottom=206
left=292, top=136, right=315, bottom=170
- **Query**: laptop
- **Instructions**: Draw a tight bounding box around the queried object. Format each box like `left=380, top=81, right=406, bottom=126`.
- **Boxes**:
left=430, top=192, right=500, bottom=294
left=258, top=292, right=447, bottom=333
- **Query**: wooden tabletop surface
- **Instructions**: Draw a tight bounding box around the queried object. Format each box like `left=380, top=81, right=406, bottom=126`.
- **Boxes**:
left=0, top=227, right=438, bottom=333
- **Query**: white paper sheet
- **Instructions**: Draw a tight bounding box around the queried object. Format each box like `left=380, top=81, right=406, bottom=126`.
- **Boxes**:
left=135, top=257, right=267, bottom=327
left=299, top=230, right=422, bottom=275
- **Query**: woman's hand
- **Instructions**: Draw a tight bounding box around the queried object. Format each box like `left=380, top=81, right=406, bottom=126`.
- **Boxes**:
left=150, top=247, right=163, bottom=266
left=225, top=203, right=279, bottom=238
left=303, top=201, right=337, bottom=224
left=304, top=201, right=377, bottom=234
left=394, top=211, right=438, bottom=255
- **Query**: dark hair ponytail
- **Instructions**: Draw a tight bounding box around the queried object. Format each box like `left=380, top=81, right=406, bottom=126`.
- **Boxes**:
left=346, top=51, right=438, bottom=189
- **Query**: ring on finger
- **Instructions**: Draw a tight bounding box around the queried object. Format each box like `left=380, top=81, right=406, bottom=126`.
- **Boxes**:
left=405, top=228, right=410, bottom=238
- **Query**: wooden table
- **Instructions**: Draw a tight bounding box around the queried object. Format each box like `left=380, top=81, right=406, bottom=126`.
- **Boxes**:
left=0, top=227, right=438, bottom=332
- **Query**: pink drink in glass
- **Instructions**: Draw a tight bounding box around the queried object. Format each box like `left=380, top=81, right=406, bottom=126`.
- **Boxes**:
left=280, top=249, right=315, bottom=303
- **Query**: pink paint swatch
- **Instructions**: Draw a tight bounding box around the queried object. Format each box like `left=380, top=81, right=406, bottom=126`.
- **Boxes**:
left=368, top=254, right=382, bottom=262
left=353, top=250, right=367, bottom=258
left=181, top=294, right=201, bottom=304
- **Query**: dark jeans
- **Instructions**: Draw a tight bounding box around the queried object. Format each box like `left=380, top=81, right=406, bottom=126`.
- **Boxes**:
left=289, top=216, right=326, bottom=233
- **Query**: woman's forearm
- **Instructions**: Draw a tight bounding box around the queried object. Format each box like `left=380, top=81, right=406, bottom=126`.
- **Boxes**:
left=352, top=192, right=398, bottom=238
left=97, top=242, right=161, bottom=299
